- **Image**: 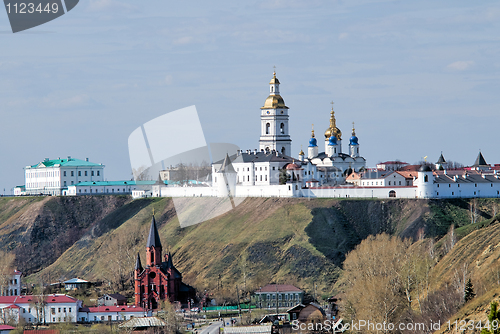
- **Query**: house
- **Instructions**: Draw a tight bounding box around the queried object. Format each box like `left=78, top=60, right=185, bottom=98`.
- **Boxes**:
left=253, top=284, right=303, bottom=309
left=78, top=305, right=150, bottom=323
left=326, top=296, right=340, bottom=320
left=287, top=303, right=326, bottom=323
left=0, top=325, right=15, bottom=334
left=0, top=270, right=22, bottom=296
left=376, top=161, right=409, bottom=171
left=259, top=313, right=289, bottom=324
left=223, top=326, right=272, bottom=334
left=119, top=316, right=168, bottom=331
left=63, top=278, right=90, bottom=290
left=97, top=293, right=127, bottom=306
left=0, top=294, right=81, bottom=325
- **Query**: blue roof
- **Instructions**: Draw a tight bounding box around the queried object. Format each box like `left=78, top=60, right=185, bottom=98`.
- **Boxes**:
left=328, top=136, right=337, bottom=146
left=349, top=135, right=358, bottom=145
left=308, top=137, right=317, bottom=147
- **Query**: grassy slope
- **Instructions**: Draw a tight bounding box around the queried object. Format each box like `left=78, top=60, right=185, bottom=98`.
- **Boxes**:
left=430, top=218, right=500, bottom=333
left=3, top=196, right=499, bottom=304
left=25, top=197, right=436, bottom=297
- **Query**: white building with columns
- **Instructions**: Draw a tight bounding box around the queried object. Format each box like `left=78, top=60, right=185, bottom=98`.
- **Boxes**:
left=24, top=157, right=105, bottom=196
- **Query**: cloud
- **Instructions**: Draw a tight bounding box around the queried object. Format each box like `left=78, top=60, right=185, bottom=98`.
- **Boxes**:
left=86, top=0, right=136, bottom=12
left=446, top=60, right=475, bottom=71
left=338, top=32, right=349, bottom=40
left=173, top=36, right=194, bottom=45
left=40, top=93, right=97, bottom=109
left=165, top=75, right=173, bottom=85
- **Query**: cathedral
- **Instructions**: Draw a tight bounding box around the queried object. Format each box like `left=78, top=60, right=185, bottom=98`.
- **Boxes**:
left=212, top=70, right=366, bottom=188
left=134, top=215, right=195, bottom=309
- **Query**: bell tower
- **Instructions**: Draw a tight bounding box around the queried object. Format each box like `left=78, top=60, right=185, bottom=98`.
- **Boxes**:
left=259, top=68, right=291, bottom=156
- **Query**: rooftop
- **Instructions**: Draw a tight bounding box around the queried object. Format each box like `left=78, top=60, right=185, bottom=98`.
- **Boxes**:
left=256, top=284, right=302, bottom=293
left=27, top=157, right=103, bottom=169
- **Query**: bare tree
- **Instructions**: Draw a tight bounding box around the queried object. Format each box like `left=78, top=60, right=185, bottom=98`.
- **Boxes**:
left=0, top=251, right=15, bottom=296
left=469, top=199, right=480, bottom=224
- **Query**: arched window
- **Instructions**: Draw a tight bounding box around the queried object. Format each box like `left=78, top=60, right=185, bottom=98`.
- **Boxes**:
left=281, top=147, right=286, bottom=155
left=266, top=123, right=270, bottom=134
left=280, top=123, right=285, bottom=134
left=150, top=251, right=154, bottom=264
left=424, top=175, right=428, bottom=182
left=271, top=86, right=274, bottom=92
left=389, top=190, right=396, bottom=198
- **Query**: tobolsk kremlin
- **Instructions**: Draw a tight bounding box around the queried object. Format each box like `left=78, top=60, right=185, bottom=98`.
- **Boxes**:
left=16, top=71, right=500, bottom=200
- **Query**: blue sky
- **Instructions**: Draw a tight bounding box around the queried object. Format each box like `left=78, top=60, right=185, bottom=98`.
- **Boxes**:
left=1, top=0, right=500, bottom=193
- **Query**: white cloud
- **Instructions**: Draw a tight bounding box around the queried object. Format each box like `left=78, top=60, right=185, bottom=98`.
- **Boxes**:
left=173, top=36, right=194, bottom=45
left=165, top=75, right=173, bottom=85
left=446, top=60, right=475, bottom=71
left=41, top=93, right=95, bottom=109
left=338, top=32, right=349, bottom=40
left=86, top=0, right=136, bottom=12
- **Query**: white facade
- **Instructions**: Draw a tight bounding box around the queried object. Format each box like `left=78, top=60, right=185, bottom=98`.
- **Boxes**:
left=259, top=72, right=292, bottom=156
left=0, top=271, right=21, bottom=297
left=78, top=305, right=150, bottom=323
left=25, top=157, right=104, bottom=196
left=67, top=181, right=138, bottom=196
left=357, top=171, right=415, bottom=187
left=0, top=294, right=80, bottom=325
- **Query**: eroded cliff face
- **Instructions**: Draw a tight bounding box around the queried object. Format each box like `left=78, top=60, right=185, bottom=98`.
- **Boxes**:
left=0, top=196, right=153, bottom=275
left=0, top=196, right=496, bottom=294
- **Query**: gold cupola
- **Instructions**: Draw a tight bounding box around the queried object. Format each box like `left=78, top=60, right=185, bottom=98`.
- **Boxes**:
left=261, top=70, right=289, bottom=109
left=324, top=102, right=342, bottom=140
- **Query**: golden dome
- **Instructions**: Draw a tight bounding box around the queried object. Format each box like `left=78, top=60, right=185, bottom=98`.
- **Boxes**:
left=299, top=149, right=304, bottom=156
left=270, top=71, right=280, bottom=84
left=261, top=95, right=288, bottom=109
left=324, top=109, right=342, bottom=140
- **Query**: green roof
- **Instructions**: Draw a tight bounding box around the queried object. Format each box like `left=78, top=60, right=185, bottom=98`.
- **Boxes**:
left=28, top=158, right=103, bottom=169
left=72, top=180, right=162, bottom=187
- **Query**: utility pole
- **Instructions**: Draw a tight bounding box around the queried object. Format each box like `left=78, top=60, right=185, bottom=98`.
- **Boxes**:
left=236, top=285, right=241, bottom=322
left=275, top=284, right=279, bottom=316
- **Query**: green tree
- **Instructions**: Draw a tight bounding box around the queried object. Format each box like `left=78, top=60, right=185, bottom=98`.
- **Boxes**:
left=464, top=278, right=475, bottom=303
left=279, top=168, right=289, bottom=185
left=481, top=302, right=500, bottom=334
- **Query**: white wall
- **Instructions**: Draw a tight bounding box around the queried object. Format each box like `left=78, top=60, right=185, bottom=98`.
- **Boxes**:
left=301, top=186, right=418, bottom=199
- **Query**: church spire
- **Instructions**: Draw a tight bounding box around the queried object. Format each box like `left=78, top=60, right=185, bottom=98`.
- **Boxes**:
left=146, top=215, right=162, bottom=249
left=135, top=253, right=143, bottom=271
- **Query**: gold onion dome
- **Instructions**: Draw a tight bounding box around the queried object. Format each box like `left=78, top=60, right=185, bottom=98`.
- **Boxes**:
left=299, top=149, right=305, bottom=155
left=324, top=107, right=342, bottom=140
left=261, top=71, right=288, bottom=109
left=262, top=95, right=287, bottom=109
left=270, top=71, right=280, bottom=84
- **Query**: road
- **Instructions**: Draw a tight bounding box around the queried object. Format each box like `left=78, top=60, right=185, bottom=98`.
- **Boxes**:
left=198, top=320, right=223, bottom=334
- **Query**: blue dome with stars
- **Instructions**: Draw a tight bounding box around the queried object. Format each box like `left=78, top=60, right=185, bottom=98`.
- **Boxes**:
left=328, top=136, right=337, bottom=146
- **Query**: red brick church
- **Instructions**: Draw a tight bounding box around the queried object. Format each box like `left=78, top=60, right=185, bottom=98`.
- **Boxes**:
left=134, top=216, right=195, bottom=309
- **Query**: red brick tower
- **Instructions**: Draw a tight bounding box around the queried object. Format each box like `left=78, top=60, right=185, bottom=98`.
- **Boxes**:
left=134, top=215, right=188, bottom=309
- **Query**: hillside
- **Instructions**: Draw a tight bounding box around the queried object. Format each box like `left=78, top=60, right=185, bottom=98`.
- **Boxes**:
left=1, top=196, right=497, bottom=300
left=429, top=216, right=500, bottom=333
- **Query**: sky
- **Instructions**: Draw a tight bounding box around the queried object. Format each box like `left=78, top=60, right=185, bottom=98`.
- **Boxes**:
left=1, top=0, right=500, bottom=193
